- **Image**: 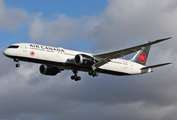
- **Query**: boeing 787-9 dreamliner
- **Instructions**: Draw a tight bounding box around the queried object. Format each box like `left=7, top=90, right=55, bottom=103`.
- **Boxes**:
left=3, top=37, right=172, bottom=81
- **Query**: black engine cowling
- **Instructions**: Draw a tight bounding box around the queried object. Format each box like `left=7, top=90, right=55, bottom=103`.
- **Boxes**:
left=39, top=65, right=60, bottom=76
left=74, top=54, right=95, bottom=66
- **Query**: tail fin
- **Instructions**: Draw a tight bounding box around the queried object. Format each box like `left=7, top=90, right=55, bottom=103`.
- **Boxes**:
left=131, top=45, right=151, bottom=65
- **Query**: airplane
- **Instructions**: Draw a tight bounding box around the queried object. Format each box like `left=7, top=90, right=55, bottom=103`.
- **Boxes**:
left=3, top=37, right=172, bottom=81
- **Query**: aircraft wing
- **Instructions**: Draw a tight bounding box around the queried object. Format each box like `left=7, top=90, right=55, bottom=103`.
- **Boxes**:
left=92, top=37, right=171, bottom=69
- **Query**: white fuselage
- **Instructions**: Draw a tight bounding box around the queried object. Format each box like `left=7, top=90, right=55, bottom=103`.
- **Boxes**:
left=3, top=43, right=152, bottom=76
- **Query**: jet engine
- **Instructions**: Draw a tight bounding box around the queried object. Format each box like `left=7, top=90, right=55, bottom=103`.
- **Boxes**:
left=74, top=54, right=95, bottom=66
left=39, top=65, right=61, bottom=76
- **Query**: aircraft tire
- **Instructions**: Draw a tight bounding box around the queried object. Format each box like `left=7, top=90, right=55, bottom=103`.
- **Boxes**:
left=16, top=63, right=20, bottom=68
left=71, top=75, right=75, bottom=80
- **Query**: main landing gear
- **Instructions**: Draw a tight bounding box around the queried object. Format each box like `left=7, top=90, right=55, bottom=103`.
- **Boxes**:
left=71, top=70, right=99, bottom=81
left=14, top=59, right=20, bottom=68
left=88, top=71, right=99, bottom=77
left=71, top=70, right=81, bottom=81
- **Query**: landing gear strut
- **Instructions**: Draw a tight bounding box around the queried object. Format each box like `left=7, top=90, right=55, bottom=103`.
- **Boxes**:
left=71, top=70, right=81, bottom=81
left=14, top=59, right=20, bottom=68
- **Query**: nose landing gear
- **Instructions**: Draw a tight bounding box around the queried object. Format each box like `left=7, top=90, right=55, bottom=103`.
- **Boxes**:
left=14, top=59, right=20, bottom=68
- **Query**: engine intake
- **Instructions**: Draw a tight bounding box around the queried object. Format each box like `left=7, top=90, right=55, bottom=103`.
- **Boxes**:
left=39, top=65, right=60, bottom=76
left=74, top=54, right=95, bottom=66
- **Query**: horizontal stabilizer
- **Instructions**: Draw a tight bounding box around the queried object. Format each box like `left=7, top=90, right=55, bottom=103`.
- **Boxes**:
left=141, top=63, right=172, bottom=70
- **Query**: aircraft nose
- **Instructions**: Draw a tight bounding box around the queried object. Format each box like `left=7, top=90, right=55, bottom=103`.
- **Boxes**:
left=3, top=49, right=9, bottom=56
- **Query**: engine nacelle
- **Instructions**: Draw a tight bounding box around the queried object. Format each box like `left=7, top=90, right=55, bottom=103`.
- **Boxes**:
left=39, top=65, right=60, bottom=76
left=74, top=54, right=95, bottom=66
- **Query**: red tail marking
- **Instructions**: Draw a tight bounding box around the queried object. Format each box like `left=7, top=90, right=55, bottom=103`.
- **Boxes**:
left=138, top=52, right=147, bottom=63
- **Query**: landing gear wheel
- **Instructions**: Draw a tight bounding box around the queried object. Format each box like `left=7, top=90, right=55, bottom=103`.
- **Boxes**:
left=71, top=75, right=77, bottom=80
left=76, top=76, right=81, bottom=81
left=16, top=63, right=20, bottom=68
left=88, top=71, right=99, bottom=77
left=71, top=76, right=81, bottom=81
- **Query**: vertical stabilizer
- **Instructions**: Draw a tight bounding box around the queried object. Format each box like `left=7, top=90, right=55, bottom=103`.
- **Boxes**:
left=131, top=45, right=151, bottom=65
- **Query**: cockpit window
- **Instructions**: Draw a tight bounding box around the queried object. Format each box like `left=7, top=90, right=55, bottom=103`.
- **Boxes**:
left=8, top=45, right=19, bottom=48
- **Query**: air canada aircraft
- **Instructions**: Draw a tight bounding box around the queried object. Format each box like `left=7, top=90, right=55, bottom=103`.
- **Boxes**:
left=3, top=37, right=172, bottom=81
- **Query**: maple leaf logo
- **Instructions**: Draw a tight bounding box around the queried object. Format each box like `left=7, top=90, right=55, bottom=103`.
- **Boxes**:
left=30, top=51, right=35, bottom=56
left=138, top=52, right=147, bottom=63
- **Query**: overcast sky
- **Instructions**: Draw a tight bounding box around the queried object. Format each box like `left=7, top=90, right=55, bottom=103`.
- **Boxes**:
left=1, top=0, right=177, bottom=120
